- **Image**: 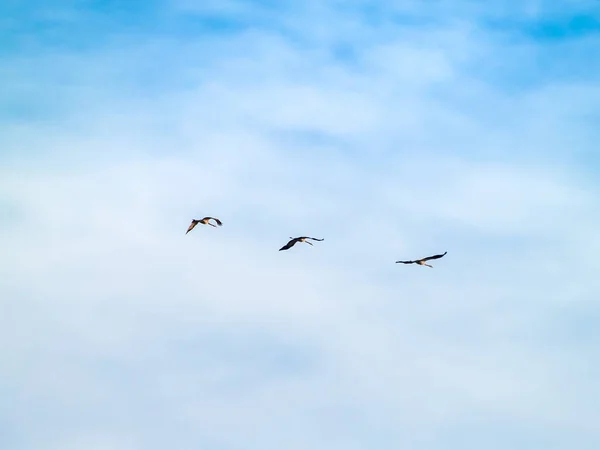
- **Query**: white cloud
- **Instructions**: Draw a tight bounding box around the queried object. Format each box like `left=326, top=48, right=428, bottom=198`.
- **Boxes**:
left=1, top=2, right=600, bottom=449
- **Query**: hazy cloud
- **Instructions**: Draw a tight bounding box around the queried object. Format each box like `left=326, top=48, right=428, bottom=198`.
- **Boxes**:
left=1, top=1, right=600, bottom=449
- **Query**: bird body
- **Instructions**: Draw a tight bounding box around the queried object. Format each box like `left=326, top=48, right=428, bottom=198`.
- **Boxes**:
left=186, top=217, right=223, bottom=234
left=279, top=236, right=324, bottom=251
left=396, top=251, right=447, bottom=268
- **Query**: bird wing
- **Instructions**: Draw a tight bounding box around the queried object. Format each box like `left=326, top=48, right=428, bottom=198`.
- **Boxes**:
left=279, top=238, right=298, bottom=251
left=305, top=237, right=324, bottom=241
left=395, top=260, right=414, bottom=264
left=186, top=221, right=198, bottom=234
left=203, top=217, right=223, bottom=226
left=202, top=216, right=223, bottom=226
left=419, top=252, right=447, bottom=262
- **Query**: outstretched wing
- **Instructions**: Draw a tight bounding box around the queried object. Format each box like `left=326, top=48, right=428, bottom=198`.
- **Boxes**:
left=305, top=237, right=324, bottom=241
left=395, top=260, right=415, bottom=264
left=204, top=217, right=223, bottom=226
left=186, top=220, right=198, bottom=234
left=420, top=251, right=447, bottom=262
left=279, top=238, right=298, bottom=251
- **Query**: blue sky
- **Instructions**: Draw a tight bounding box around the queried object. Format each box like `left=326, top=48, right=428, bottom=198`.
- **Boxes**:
left=1, top=1, right=600, bottom=449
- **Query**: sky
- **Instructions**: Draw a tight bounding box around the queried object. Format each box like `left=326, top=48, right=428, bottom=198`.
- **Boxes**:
left=1, top=1, right=600, bottom=449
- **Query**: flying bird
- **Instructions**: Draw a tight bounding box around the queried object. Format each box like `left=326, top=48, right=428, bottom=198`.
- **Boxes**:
left=186, top=217, right=223, bottom=234
left=279, top=236, right=324, bottom=251
left=395, top=251, right=447, bottom=268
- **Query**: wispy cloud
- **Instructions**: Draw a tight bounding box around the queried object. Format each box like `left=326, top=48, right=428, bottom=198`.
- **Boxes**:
left=1, top=1, right=600, bottom=449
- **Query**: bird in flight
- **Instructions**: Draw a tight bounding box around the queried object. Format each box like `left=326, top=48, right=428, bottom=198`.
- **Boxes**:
left=395, top=251, right=447, bottom=268
left=186, top=217, right=223, bottom=234
left=279, top=236, right=324, bottom=251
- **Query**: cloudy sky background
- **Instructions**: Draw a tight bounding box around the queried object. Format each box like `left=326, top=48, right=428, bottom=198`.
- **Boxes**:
left=1, top=1, right=600, bottom=449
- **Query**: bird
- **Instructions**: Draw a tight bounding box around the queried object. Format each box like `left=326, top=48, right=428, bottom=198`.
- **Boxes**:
left=279, top=236, right=324, bottom=251
left=395, top=251, right=447, bottom=268
left=186, top=217, right=223, bottom=234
